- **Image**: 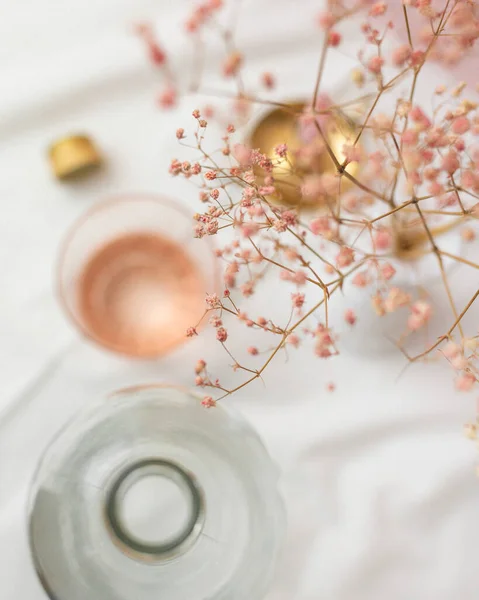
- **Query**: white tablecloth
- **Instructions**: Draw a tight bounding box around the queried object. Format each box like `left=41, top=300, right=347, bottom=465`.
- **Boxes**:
left=0, top=1, right=478, bottom=599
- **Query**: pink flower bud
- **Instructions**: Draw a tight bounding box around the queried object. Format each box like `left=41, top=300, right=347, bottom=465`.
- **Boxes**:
left=369, top=2, right=387, bottom=17
left=336, top=247, right=354, bottom=268
left=216, top=327, right=228, bottom=342
left=353, top=272, right=369, bottom=287
left=392, top=44, right=411, bottom=67
left=367, top=56, right=384, bottom=74
left=261, top=72, right=275, bottom=89
left=455, top=373, right=476, bottom=392
left=202, top=396, right=216, bottom=408
left=374, top=228, right=392, bottom=250
left=344, top=309, right=356, bottom=326
left=441, top=151, right=459, bottom=174
left=328, top=30, right=341, bottom=47
left=452, top=116, right=470, bottom=134
left=381, top=263, right=396, bottom=280
left=442, top=342, right=461, bottom=359
left=195, top=359, right=206, bottom=374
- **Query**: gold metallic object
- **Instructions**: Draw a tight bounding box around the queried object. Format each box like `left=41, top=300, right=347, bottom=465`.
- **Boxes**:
left=49, top=135, right=102, bottom=180
left=248, top=102, right=359, bottom=209
left=394, top=219, right=462, bottom=261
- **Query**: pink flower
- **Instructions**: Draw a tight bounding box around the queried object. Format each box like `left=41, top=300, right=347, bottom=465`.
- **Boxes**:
left=176, top=128, right=185, bottom=139
left=367, top=56, right=384, bottom=74
left=281, top=210, right=297, bottom=226
left=384, top=287, right=411, bottom=313
left=342, top=144, right=363, bottom=163
left=241, top=281, right=254, bottom=297
left=216, top=327, right=228, bottom=342
left=451, top=354, right=468, bottom=371
left=371, top=292, right=385, bottom=316
left=326, top=382, right=336, bottom=392
left=407, top=300, right=432, bottom=331
left=195, top=376, right=204, bottom=386
left=455, top=373, right=476, bottom=392
left=258, top=185, right=276, bottom=196
left=195, top=359, right=206, bottom=374
left=241, top=222, right=259, bottom=238
left=186, top=327, right=198, bottom=337
left=442, top=342, right=461, bottom=359
left=222, top=51, right=243, bottom=77
left=274, top=143, right=288, bottom=158
left=373, top=228, right=392, bottom=250
left=205, top=170, right=217, bottom=181
left=293, top=270, right=308, bottom=285
left=441, top=151, right=459, bottom=174
left=344, top=309, right=357, bottom=326
left=169, top=158, right=182, bottom=175
left=232, top=144, right=251, bottom=166
left=461, top=227, right=475, bottom=242
left=247, top=346, right=259, bottom=355
left=310, top=216, right=333, bottom=238
left=209, top=316, right=223, bottom=327
left=315, top=345, right=332, bottom=358
left=409, top=105, right=431, bottom=130
left=202, top=396, right=217, bottom=408
left=381, top=263, right=396, bottom=280
left=205, top=293, right=221, bottom=308
left=401, top=129, right=418, bottom=146
left=336, top=247, right=354, bottom=268
left=369, top=2, right=387, bottom=17
left=302, top=173, right=337, bottom=199
left=428, top=181, right=444, bottom=197
left=452, top=116, right=470, bottom=134
left=317, top=11, right=335, bottom=29
left=353, top=271, right=369, bottom=287
left=392, top=45, right=411, bottom=67
left=158, top=86, right=177, bottom=109
left=261, top=72, right=275, bottom=89
left=292, top=293, right=305, bottom=308
left=287, top=334, right=300, bottom=348
left=328, top=30, right=341, bottom=47
left=410, top=50, right=425, bottom=67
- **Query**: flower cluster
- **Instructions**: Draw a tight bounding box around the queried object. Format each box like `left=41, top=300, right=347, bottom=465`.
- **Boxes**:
left=140, top=1, right=479, bottom=463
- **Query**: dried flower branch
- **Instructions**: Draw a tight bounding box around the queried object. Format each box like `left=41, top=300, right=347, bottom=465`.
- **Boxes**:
left=140, top=1, right=479, bottom=461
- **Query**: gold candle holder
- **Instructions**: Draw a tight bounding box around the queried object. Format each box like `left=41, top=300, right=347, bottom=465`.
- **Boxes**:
left=49, top=134, right=103, bottom=180
left=248, top=102, right=360, bottom=209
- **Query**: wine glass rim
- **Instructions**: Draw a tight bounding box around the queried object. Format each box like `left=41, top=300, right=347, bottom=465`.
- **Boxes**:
left=56, top=192, right=220, bottom=358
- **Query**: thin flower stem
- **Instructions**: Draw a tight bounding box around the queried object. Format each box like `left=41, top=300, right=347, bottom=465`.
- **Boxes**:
left=312, top=33, right=330, bottom=109
left=439, top=251, right=479, bottom=270
left=403, top=5, right=414, bottom=48
left=409, top=289, right=479, bottom=361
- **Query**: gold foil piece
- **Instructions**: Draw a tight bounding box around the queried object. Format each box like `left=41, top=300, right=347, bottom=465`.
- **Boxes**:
left=248, top=102, right=359, bottom=209
left=49, top=135, right=102, bottom=180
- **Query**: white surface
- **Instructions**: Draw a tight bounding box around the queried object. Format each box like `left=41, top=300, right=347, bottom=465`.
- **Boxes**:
left=0, top=1, right=478, bottom=599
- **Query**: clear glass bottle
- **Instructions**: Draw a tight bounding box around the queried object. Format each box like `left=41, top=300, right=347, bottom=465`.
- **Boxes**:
left=28, top=385, right=285, bottom=600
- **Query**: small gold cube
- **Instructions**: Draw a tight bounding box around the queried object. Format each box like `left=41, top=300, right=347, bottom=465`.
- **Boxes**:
left=49, top=134, right=102, bottom=180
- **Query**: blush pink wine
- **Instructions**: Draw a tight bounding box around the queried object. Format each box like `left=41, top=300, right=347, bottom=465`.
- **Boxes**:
left=78, top=232, right=205, bottom=357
